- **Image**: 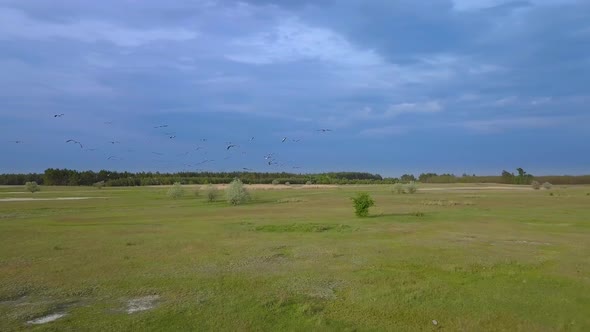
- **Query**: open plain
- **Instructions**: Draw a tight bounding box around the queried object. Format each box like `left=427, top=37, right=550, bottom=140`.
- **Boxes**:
left=1, top=184, right=589, bottom=331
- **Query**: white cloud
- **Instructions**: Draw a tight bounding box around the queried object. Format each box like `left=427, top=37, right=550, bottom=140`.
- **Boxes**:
left=225, top=18, right=382, bottom=66
left=385, top=101, right=442, bottom=117
left=359, top=125, right=410, bottom=137
left=459, top=115, right=573, bottom=132
left=452, top=0, right=579, bottom=11
left=0, top=8, right=197, bottom=47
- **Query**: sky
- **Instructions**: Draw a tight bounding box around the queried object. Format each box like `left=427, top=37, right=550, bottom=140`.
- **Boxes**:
left=1, top=0, right=589, bottom=177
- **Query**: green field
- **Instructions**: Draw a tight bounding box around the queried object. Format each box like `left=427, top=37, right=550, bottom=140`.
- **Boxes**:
left=1, top=184, right=589, bottom=331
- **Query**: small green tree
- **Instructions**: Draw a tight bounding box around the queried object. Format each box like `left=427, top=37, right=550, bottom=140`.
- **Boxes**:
left=226, top=178, right=250, bottom=206
left=167, top=182, right=185, bottom=199
left=25, top=181, right=40, bottom=193
left=272, top=179, right=280, bottom=185
left=93, top=181, right=105, bottom=189
left=351, top=192, right=375, bottom=217
left=392, top=183, right=404, bottom=194
left=205, top=184, right=218, bottom=202
left=542, top=182, right=553, bottom=190
left=531, top=180, right=541, bottom=190
left=405, top=182, right=418, bottom=194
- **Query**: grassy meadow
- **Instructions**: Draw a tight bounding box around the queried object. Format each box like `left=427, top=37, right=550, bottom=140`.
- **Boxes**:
left=1, top=184, right=589, bottom=331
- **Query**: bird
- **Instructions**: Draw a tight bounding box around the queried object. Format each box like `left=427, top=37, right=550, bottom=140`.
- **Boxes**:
left=200, top=138, right=207, bottom=142
left=154, top=124, right=168, bottom=128
left=53, top=113, right=64, bottom=118
left=169, top=135, right=176, bottom=139
left=282, top=137, right=287, bottom=143
left=226, top=143, right=238, bottom=150
left=84, top=148, right=98, bottom=152
left=9, top=140, right=24, bottom=144
left=104, top=121, right=113, bottom=125
left=195, top=146, right=204, bottom=151
left=432, top=320, right=438, bottom=326
left=243, top=168, right=253, bottom=171
left=107, top=156, right=117, bottom=160
left=264, top=153, right=274, bottom=160
left=108, top=141, right=120, bottom=144
left=66, top=139, right=83, bottom=149
left=249, top=137, right=255, bottom=142
left=317, top=128, right=332, bottom=132
left=292, top=139, right=302, bottom=142
left=151, top=152, right=164, bottom=156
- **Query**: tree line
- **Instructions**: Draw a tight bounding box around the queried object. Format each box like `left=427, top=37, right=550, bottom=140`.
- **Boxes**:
left=0, top=168, right=588, bottom=186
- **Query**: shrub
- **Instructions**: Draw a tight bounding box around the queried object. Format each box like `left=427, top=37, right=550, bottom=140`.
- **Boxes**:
left=226, top=178, right=250, bottom=206
left=351, top=192, right=375, bottom=217
left=392, top=183, right=404, bottom=194
left=272, top=179, right=280, bottom=185
left=531, top=180, right=541, bottom=190
left=405, top=182, right=418, bottom=194
left=285, top=181, right=291, bottom=186
left=305, top=181, right=313, bottom=185
left=93, top=181, right=105, bottom=189
left=167, top=182, right=185, bottom=199
left=542, top=182, right=553, bottom=190
left=25, top=181, right=40, bottom=193
left=205, top=184, right=218, bottom=202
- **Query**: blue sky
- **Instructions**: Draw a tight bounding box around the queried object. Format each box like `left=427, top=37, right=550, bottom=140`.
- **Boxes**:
left=1, top=0, right=589, bottom=176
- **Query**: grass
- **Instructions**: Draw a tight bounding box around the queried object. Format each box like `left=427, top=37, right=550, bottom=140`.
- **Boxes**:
left=1, top=184, right=590, bottom=331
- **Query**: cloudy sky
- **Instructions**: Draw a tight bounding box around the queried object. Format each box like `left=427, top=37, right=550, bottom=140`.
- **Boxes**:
left=1, top=0, right=588, bottom=176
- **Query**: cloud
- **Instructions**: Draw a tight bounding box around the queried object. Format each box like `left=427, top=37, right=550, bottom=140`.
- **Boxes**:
left=385, top=101, right=443, bottom=117
left=225, top=18, right=382, bottom=66
left=0, top=8, right=197, bottom=47
left=359, top=125, right=411, bottom=137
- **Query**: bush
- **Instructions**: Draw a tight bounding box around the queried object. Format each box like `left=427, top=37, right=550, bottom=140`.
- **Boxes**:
left=93, top=181, right=105, bottom=189
left=351, top=192, right=375, bottom=217
left=392, top=183, right=404, bottom=194
left=167, top=182, right=185, bottom=199
left=272, top=179, right=280, bottom=185
left=226, top=178, right=250, bottom=206
left=305, top=181, right=313, bottom=185
left=25, top=181, right=40, bottom=193
left=405, top=182, right=418, bottom=194
left=531, top=180, right=541, bottom=190
left=285, top=181, right=290, bottom=186
left=542, top=182, right=553, bottom=190
left=205, top=184, right=218, bottom=202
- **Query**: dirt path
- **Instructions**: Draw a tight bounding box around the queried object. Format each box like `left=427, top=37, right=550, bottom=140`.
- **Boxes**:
left=0, top=197, right=106, bottom=202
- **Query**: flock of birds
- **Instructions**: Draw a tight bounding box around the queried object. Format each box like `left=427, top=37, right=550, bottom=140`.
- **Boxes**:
left=8, top=114, right=333, bottom=172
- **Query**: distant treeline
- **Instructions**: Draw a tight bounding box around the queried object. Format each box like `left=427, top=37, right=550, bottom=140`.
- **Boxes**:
left=0, top=168, right=589, bottom=186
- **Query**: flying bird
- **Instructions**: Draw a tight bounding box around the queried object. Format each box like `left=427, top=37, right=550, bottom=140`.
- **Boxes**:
left=108, top=141, right=120, bottom=144
left=243, top=168, right=253, bottom=171
left=169, top=135, right=176, bottom=139
left=53, top=113, right=64, bottom=118
left=84, top=148, right=98, bottom=152
left=292, top=139, right=302, bottom=142
left=249, top=137, right=255, bottom=142
left=200, top=138, right=207, bottom=142
left=154, top=124, right=169, bottom=128
left=9, top=140, right=24, bottom=144
left=104, top=121, right=113, bottom=125
left=226, top=143, right=238, bottom=150
left=151, top=152, right=164, bottom=156
left=282, top=137, right=287, bottom=143
left=317, top=129, right=332, bottom=132
left=107, top=156, right=118, bottom=160
left=66, top=139, right=83, bottom=149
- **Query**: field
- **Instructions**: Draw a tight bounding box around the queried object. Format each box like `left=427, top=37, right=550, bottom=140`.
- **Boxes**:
left=1, top=184, right=589, bottom=331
